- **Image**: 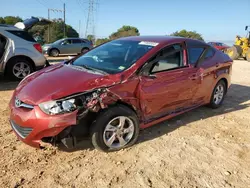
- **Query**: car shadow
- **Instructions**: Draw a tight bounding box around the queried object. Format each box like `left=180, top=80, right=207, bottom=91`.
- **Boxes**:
left=137, top=83, right=250, bottom=144
left=59, top=83, right=250, bottom=152
left=0, top=76, right=19, bottom=91
left=57, top=138, right=94, bottom=152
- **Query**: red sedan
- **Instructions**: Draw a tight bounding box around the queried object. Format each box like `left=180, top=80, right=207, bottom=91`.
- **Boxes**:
left=9, top=36, right=233, bottom=152
left=207, top=42, right=229, bottom=51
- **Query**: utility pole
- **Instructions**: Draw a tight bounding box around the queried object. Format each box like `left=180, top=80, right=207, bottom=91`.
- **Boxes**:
left=79, top=20, right=81, bottom=38
left=48, top=9, right=50, bottom=42
left=47, top=6, right=65, bottom=42
left=85, top=0, right=97, bottom=39
left=63, top=3, right=66, bottom=38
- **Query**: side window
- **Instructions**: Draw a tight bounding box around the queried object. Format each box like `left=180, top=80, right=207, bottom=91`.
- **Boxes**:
left=7, top=30, right=36, bottom=42
left=72, top=39, right=81, bottom=44
left=151, top=44, right=183, bottom=73
left=204, top=48, right=215, bottom=59
left=62, top=39, right=72, bottom=45
left=188, top=48, right=205, bottom=65
left=81, top=40, right=86, bottom=43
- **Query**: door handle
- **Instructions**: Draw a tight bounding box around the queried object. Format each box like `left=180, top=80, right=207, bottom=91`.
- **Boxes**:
left=189, top=74, right=198, bottom=80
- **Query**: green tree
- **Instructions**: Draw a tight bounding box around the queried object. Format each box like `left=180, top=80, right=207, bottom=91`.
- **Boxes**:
left=87, top=34, right=95, bottom=42
left=29, top=22, right=78, bottom=43
left=109, top=25, right=140, bottom=40
left=3, top=16, right=22, bottom=25
left=0, top=17, right=5, bottom=24
left=95, top=38, right=110, bottom=46
left=170, top=29, right=204, bottom=41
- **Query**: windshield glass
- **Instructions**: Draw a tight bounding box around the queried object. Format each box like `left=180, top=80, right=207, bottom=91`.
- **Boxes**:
left=72, top=40, right=156, bottom=74
left=53, top=39, right=64, bottom=44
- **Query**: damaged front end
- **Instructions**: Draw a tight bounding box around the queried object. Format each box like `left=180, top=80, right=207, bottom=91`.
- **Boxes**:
left=40, top=88, right=118, bottom=149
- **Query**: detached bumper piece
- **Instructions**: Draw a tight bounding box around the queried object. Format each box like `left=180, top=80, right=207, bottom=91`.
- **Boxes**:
left=10, top=120, right=33, bottom=139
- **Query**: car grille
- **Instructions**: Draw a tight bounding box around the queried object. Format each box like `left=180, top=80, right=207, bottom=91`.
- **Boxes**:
left=15, top=97, right=34, bottom=109
left=10, top=120, right=33, bottom=139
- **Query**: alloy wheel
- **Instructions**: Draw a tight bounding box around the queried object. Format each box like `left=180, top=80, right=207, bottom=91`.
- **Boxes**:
left=103, top=116, right=135, bottom=149
left=213, top=84, right=224, bottom=105
left=12, top=62, right=31, bottom=79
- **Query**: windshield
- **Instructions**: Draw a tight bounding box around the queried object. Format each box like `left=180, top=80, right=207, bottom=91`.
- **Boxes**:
left=71, top=40, right=156, bottom=74
left=53, top=39, right=64, bottom=44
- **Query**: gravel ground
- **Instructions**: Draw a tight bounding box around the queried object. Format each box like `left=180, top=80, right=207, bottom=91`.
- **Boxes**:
left=0, top=60, right=250, bottom=188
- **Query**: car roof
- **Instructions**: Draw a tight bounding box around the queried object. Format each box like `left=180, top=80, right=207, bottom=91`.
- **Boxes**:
left=63, top=37, right=88, bottom=40
left=0, top=24, right=22, bottom=31
left=117, top=35, right=205, bottom=45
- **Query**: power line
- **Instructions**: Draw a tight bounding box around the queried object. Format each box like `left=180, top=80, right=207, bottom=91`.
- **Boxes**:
left=35, top=0, right=48, bottom=8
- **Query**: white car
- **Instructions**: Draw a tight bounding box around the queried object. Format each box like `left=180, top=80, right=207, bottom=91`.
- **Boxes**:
left=0, top=17, right=50, bottom=80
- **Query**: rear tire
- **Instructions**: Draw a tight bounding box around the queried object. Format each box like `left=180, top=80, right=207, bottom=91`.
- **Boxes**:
left=81, top=48, right=89, bottom=54
left=6, top=57, right=34, bottom=81
left=246, top=48, right=250, bottom=62
left=208, top=80, right=226, bottom=109
left=225, top=46, right=239, bottom=60
left=90, top=105, right=139, bottom=152
left=49, top=48, right=59, bottom=57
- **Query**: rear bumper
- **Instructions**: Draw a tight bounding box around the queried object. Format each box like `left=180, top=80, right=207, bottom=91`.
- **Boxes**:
left=9, top=94, right=77, bottom=148
left=35, top=60, right=50, bottom=71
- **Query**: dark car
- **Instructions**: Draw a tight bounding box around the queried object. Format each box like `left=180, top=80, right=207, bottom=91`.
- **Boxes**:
left=42, top=38, right=93, bottom=57
left=9, top=36, right=232, bottom=152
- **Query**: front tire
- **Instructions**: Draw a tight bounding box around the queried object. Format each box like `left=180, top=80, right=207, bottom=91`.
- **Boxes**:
left=90, top=105, right=139, bottom=152
left=246, top=48, right=250, bottom=62
left=225, top=46, right=240, bottom=60
left=6, top=57, right=33, bottom=80
left=208, top=80, right=226, bottom=109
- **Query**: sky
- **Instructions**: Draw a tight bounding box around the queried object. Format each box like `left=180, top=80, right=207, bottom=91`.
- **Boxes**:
left=1, top=0, right=250, bottom=45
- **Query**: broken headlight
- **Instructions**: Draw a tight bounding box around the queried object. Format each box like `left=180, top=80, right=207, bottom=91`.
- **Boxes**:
left=39, top=99, right=76, bottom=115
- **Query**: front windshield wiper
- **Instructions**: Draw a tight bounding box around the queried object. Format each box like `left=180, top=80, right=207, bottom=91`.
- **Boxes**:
left=79, top=64, right=108, bottom=75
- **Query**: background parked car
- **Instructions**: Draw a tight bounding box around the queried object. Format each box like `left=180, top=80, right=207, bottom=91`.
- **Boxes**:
left=42, top=38, right=93, bottom=57
left=0, top=17, right=50, bottom=80
left=207, top=42, right=229, bottom=52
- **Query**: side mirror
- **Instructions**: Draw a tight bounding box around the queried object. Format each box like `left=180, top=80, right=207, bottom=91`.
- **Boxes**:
left=245, top=26, right=248, bottom=31
left=141, top=70, right=157, bottom=79
left=147, top=74, right=157, bottom=79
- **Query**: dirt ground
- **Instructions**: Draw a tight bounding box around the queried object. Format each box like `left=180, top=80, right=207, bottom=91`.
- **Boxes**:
left=0, top=60, right=250, bottom=188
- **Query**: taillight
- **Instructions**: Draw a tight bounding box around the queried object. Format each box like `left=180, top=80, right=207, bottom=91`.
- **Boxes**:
left=33, top=43, right=42, bottom=53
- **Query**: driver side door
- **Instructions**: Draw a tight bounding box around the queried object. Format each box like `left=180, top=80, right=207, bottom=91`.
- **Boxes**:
left=59, top=39, right=73, bottom=54
left=139, top=43, right=201, bottom=123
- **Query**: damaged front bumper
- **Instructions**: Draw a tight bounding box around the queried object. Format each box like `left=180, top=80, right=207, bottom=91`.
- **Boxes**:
left=9, top=88, right=114, bottom=149
left=9, top=101, right=79, bottom=148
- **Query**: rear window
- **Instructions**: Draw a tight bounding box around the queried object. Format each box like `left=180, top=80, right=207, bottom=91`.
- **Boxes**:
left=205, top=48, right=215, bottom=59
left=188, top=48, right=205, bottom=65
left=7, top=30, right=36, bottom=42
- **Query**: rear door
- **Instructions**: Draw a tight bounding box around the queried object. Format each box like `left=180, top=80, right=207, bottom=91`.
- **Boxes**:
left=186, top=41, right=218, bottom=105
left=139, top=43, right=201, bottom=123
left=72, top=39, right=82, bottom=53
left=60, top=39, right=74, bottom=54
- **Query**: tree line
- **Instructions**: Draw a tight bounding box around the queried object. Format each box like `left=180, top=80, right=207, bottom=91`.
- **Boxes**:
left=0, top=16, right=78, bottom=44
left=1, top=16, right=204, bottom=46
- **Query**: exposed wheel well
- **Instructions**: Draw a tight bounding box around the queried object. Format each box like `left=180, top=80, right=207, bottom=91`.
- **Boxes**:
left=5, top=55, right=35, bottom=74
left=220, top=78, right=228, bottom=92
left=113, top=100, right=139, bottom=117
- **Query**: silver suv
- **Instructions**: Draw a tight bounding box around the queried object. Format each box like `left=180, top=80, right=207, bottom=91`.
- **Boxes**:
left=0, top=17, right=50, bottom=80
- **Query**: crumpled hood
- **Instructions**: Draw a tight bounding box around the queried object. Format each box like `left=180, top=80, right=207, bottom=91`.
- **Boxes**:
left=15, top=64, right=121, bottom=105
